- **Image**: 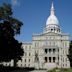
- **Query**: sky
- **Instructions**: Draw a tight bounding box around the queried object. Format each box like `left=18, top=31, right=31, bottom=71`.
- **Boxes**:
left=0, top=0, right=72, bottom=42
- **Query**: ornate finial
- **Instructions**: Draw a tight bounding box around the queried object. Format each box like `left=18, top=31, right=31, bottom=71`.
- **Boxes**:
left=51, top=1, right=55, bottom=15
left=51, top=1, right=54, bottom=9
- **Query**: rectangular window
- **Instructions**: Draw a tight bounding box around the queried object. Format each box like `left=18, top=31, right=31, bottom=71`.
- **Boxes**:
left=29, top=53, right=30, bottom=56
left=21, top=64, right=22, bottom=67
left=53, top=49, right=55, bottom=53
left=53, top=57, right=55, bottom=62
left=63, top=64, right=64, bottom=67
left=49, top=49, right=51, bottom=53
left=29, top=46, right=31, bottom=48
left=28, top=64, right=30, bottom=67
left=45, top=49, right=47, bottom=54
left=25, top=52, right=27, bottom=56
left=45, top=57, right=47, bottom=62
left=25, top=64, right=26, bottom=67
left=58, top=49, right=59, bottom=52
left=49, top=57, right=51, bottom=62
left=66, top=64, right=67, bottom=67
left=58, top=57, right=59, bottom=60
left=25, top=59, right=26, bottom=62
left=35, top=43, right=36, bottom=47
left=29, top=59, right=30, bottom=62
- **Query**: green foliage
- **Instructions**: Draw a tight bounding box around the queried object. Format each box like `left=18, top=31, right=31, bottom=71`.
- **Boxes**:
left=48, top=68, right=69, bottom=72
left=48, top=68, right=59, bottom=72
left=0, top=3, right=23, bottom=35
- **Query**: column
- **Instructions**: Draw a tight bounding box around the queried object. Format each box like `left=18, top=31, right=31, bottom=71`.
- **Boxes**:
left=56, top=57, right=58, bottom=67
left=51, top=49, right=53, bottom=54
left=47, top=49, right=49, bottom=54
left=47, top=57, right=49, bottom=62
left=51, top=57, right=53, bottom=63
left=52, top=48, right=53, bottom=54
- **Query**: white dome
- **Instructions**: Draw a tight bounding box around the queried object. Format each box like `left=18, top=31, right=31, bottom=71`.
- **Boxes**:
left=46, top=2, right=59, bottom=26
left=46, top=14, right=59, bottom=25
left=44, top=2, right=61, bottom=33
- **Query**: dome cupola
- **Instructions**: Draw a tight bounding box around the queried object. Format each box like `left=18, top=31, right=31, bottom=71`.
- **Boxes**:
left=44, top=2, right=61, bottom=33
left=46, top=2, right=59, bottom=25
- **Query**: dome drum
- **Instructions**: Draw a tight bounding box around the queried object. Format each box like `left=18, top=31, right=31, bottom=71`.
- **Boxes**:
left=45, top=25, right=60, bottom=33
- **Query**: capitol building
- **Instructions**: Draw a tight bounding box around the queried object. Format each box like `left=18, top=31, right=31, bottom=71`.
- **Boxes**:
left=2, top=2, right=70, bottom=69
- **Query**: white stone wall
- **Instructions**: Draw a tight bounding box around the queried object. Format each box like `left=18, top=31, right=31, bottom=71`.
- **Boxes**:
left=17, top=42, right=34, bottom=68
left=32, top=33, right=70, bottom=69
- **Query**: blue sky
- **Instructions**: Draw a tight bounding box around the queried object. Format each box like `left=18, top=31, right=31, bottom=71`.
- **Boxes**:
left=0, top=0, right=72, bottom=42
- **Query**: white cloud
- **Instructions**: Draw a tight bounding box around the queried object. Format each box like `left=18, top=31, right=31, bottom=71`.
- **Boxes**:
left=11, top=0, right=20, bottom=6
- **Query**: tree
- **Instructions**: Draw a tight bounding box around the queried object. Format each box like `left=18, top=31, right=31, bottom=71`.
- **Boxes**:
left=68, top=41, right=72, bottom=67
left=0, top=3, right=24, bottom=67
left=0, top=3, right=22, bottom=34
